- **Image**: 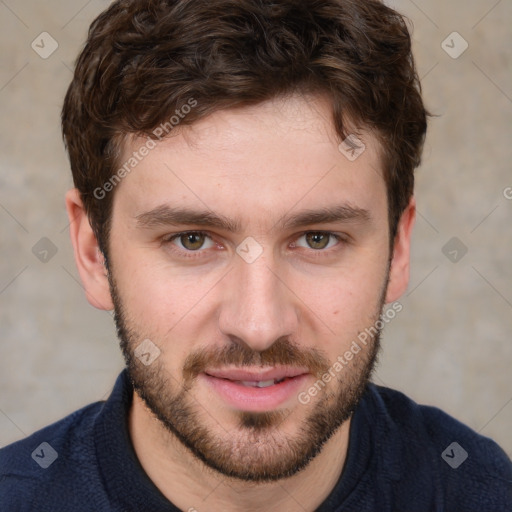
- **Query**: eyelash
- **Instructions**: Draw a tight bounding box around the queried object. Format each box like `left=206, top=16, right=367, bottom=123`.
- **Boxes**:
left=161, top=231, right=348, bottom=258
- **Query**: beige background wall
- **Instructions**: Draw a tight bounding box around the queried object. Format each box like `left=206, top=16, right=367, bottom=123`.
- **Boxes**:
left=1, top=0, right=511, bottom=458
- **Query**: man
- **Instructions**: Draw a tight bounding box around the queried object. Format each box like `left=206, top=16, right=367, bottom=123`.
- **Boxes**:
left=1, top=0, right=510, bottom=510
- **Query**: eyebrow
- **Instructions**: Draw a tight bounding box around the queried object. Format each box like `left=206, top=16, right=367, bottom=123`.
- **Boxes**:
left=135, top=203, right=371, bottom=233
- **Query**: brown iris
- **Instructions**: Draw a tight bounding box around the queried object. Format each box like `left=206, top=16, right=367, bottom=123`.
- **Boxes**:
left=305, top=232, right=331, bottom=250
left=180, top=232, right=206, bottom=250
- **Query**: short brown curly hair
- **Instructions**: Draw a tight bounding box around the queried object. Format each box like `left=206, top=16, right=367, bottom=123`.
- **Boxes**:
left=62, top=0, right=428, bottom=257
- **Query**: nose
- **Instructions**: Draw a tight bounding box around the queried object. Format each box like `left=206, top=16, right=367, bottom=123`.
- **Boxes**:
left=218, top=252, right=299, bottom=353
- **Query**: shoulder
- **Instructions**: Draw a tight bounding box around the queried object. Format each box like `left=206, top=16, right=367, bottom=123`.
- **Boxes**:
left=366, top=384, right=512, bottom=510
left=370, top=384, right=511, bottom=473
left=0, top=400, right=107, bottom=511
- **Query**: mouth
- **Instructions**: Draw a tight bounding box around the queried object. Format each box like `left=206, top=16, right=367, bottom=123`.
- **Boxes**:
left=200, top=367, right=311, bottom=412
left=226, top=377, right=291, bottom=388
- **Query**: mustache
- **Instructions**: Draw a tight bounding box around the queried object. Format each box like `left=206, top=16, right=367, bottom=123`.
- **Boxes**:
left=182, top=337, right=331, bottom=384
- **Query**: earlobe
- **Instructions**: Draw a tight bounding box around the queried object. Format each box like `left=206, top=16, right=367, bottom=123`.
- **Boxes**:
left=65, top=189, right=114, bottom=311
left=385, top=197, right=416, bottom=304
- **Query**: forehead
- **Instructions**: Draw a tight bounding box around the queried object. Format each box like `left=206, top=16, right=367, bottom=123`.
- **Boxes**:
left=113, top=94, right=386, bottom=227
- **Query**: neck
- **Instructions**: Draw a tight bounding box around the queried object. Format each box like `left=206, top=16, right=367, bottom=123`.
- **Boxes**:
left=128, top=392, right=352, bottom=512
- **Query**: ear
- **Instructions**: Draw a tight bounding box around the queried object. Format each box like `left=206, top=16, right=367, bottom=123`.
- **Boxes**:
left=385, top=197, right=416, bottom=303
left=65, top=189, right=114, bottom=310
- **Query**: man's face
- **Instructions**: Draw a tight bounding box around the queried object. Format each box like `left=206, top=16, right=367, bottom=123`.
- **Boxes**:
left=107, top=94, right=392, bottom=481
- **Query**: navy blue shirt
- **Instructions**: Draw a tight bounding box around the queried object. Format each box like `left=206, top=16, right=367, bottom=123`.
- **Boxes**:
left=1, top=369, right=511, bottom=511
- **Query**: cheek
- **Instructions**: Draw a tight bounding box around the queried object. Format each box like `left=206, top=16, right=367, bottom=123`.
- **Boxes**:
left=296, top=261, right=387, bottom=353
left=112, top=256, right=220, bottom=343
left=329, top=284, right=380, bottom=332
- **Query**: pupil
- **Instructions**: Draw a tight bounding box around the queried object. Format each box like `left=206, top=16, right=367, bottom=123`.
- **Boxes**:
left=184, top=233, right=203, bottom=250
left=308, top=233, right=328, bottom=249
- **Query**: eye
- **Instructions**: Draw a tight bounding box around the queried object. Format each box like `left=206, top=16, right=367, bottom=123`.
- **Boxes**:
left=165, top=231, right=215, bottom=252
left=162, top=230, right=346, bottom=258
left=293, top=232, right=343, bottom=251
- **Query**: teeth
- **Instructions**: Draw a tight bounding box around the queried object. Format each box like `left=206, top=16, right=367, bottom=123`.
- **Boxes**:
left=240, top=379, right=276, bottom=388
left=238, top=378, right=288, bottom=388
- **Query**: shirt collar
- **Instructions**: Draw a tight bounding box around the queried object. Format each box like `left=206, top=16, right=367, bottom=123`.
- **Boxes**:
left=94, top=369, right=181, bottom=511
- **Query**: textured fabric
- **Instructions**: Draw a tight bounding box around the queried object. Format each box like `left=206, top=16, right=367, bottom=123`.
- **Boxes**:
left=1, top=369, right=511, bottom=511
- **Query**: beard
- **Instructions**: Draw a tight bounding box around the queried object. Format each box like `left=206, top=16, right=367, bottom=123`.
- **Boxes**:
left=108, top=270, right=387, bottom=483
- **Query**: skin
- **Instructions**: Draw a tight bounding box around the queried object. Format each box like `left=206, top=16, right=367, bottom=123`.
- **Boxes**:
left=66, top=93, right=415, bottom=512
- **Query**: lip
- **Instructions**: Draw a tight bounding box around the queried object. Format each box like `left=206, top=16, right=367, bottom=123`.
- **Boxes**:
left=200, top=367, right=311, bottom=412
